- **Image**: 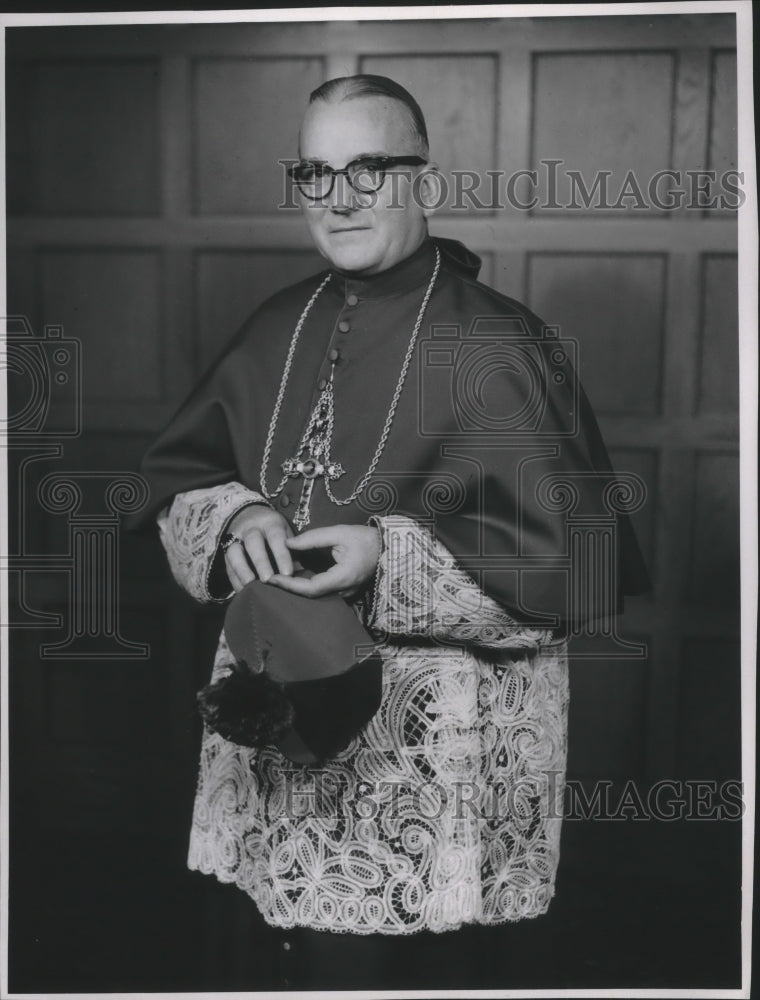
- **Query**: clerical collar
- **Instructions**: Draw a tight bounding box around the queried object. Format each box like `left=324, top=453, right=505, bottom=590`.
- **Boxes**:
left=328, top=237, right=437, bottom=300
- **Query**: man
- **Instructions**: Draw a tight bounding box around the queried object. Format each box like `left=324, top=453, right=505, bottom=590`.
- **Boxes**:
left=136, top=75, right=648, bottom=988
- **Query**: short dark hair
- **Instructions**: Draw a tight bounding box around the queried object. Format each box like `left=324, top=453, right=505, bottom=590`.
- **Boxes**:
left=308, top=74, right=429, bottom=156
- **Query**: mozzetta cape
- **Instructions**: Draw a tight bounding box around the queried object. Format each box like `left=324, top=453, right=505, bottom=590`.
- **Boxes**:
left=136, top=237, right=649, bottom=933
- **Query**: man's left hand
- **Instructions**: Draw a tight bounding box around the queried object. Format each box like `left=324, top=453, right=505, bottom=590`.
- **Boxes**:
left=268, top=524, right=381, bottom=599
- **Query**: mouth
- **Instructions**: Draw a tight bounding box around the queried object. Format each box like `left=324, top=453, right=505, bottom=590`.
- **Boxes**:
left=328, top=226, right=370, bottom=234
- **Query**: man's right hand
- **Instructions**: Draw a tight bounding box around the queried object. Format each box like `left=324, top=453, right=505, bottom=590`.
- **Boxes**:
left=223, top=505, right=294, bottom=592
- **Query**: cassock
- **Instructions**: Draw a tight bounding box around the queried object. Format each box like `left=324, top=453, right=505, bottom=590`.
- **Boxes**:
left=134, top=236, right=649, bottom=934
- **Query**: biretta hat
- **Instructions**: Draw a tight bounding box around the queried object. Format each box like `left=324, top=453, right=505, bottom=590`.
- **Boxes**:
left=197, top=577, right=383, bottom=765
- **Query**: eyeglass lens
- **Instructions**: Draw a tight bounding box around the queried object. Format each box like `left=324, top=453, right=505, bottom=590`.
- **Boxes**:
left=295, top=160, right=386, bottom=197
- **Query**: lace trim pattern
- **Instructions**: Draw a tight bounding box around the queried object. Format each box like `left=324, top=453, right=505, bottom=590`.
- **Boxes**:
left=156, top=482, right=270, bottom=603
left=368, top=514, right=554, bottom=649
left=179, top=505, right=569, bottom=934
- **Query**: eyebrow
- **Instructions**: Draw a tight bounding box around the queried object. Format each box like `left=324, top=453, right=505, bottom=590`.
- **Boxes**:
left=300, top=151, right=392, bottom=164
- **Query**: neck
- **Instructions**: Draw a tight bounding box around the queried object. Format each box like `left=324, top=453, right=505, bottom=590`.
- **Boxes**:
left=331, top=231, right=429, bottom=279
left=327, top=236, right=436, bottom=300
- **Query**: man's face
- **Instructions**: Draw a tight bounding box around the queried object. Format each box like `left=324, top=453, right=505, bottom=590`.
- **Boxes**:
left=297, top=96, right=429, bottom=275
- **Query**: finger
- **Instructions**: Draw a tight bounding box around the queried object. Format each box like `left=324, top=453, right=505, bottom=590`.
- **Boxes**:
left=225, top=558, right=244, bottom=593
left=227, top=544, right=256, bottom=587
left=242, top=531, right=275, bottom=582
left=265, top=530, right=294, bottom=576
left=269, top=564, right=348, bottom=597
left=285, top=527, right=341, bottom=551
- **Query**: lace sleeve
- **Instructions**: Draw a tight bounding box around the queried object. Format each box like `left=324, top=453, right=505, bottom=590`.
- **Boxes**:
left=365, top=514, right=553, bottom=650
left=156, top=482, right=271, bottom=604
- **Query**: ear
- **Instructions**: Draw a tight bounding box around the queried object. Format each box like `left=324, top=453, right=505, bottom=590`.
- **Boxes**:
left=415, top=163, right=445, bottom=217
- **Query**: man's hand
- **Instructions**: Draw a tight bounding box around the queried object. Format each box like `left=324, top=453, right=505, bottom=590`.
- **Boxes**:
left=269, top=524, right=381, bottom=599
left=224, top=505, right=294, bottom=591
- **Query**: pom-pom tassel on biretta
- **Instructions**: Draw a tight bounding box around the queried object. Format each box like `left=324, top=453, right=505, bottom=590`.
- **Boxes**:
left=197, top=659, right=295, bottom=748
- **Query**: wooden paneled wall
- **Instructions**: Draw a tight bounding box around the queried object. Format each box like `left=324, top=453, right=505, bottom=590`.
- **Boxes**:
left=6, top=14, right=740, bottom=835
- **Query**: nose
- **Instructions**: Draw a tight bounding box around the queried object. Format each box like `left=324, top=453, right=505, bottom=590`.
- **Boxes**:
left=325, top=170, right=359, bottom=213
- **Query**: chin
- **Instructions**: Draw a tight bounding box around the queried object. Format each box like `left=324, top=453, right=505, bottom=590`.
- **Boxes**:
left=323, top=246, right=380, bottom=274
left=311, top=230, right=380, bottom=274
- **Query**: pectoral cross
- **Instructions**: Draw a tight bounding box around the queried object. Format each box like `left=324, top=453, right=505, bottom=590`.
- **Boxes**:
left=282, top=421, right=345, bottom=530
left=281, top=369, right=345, bottom=530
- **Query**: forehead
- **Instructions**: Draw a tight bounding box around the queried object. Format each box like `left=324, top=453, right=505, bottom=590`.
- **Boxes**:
left=299, top=96, right=415, bottom=164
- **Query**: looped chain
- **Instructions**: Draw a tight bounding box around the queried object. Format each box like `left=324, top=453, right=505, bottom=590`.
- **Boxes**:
left=259, top=246, right=441, bottom=512
left=326, top=248, right=440, bottom=506
left=259, top=273, right=332, bottom=500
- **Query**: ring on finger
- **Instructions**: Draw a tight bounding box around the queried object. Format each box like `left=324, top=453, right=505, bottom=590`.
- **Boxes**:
left=221, top=532, right=243, bottom=554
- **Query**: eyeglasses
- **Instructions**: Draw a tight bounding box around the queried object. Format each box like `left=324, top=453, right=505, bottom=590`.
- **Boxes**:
left=288, top=155, right=427, bottom=199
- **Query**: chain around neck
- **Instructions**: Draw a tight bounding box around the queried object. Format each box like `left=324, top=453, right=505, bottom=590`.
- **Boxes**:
left=259, top=245, right=441, bottom=508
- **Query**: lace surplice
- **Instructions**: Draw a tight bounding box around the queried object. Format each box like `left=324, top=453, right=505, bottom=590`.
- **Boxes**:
left=158, top=483, right=569, bottom=934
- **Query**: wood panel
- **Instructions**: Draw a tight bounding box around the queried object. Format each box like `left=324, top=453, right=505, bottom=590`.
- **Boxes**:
left=526, top=253, right=666, bottom=416
left=671, top=48, right=711, bottom=185
left=531, top=52, right=675, bottom=214
left=33, top=601, right=175, bottom=834
left=360, top=53, right=498, bottom=214
left=39, top=249, right=164, bottom=403
left=5, top=16, right=738, bottom=59
left=43, top=659, right=169, bottom=750
left=33, top=432, right=168, bottom=559
left=491, top=250, right=526, bottom=301
left=607, top=447, right=659, bottom=579
left=6, top=58, right=161, bottom=216
left=195, top=248, right=324, bottom=371
left=677, top=638, right=741, bottom=780
left=697, top=254, right=738, bottom=414
left=474, top=250, right=495, bottom=289
left=193, top=56, right=326, bottom=215
left=706, top=49, right=739, bottom=219
left=708, top=51, right=738, bottom=174
left=688, top=450, right=740, bottom=609
left=567, top=648, right=650, bottom=781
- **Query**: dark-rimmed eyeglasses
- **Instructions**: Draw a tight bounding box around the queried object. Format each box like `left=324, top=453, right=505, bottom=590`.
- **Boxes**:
left=288, top=155, right=427, bottom=199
